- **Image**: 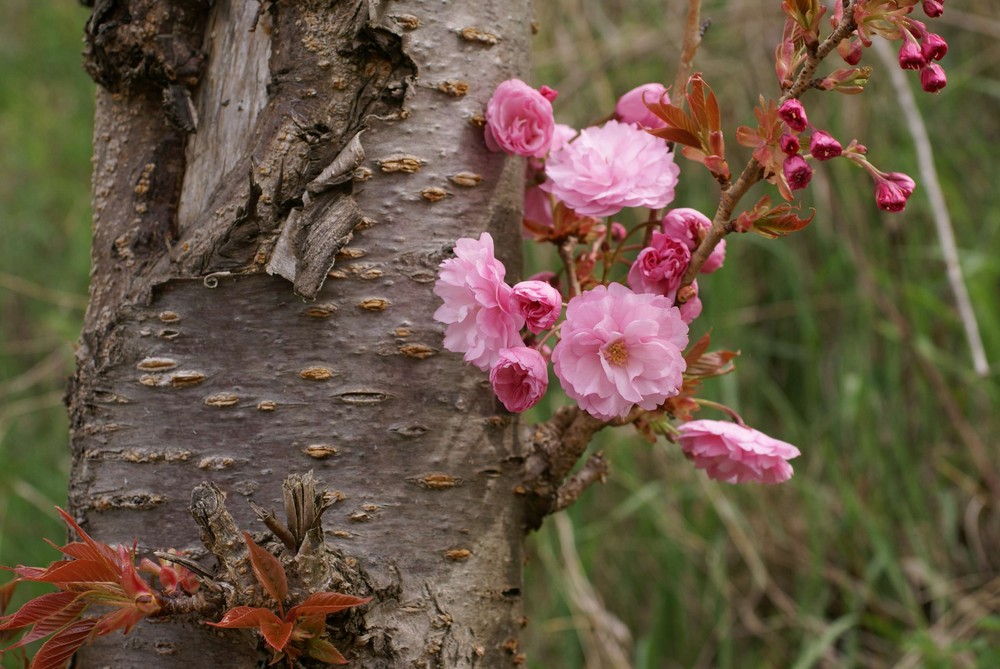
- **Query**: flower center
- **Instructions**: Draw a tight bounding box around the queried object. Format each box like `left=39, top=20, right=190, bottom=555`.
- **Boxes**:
left=602, top=338, right=628, bottom=366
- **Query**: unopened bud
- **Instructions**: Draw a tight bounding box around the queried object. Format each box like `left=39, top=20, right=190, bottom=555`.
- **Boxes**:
left=780, top=133, right=800, bottom=156
left=778, top=99, right=809, bottom=132
left=874, top=173, right=915, bottom=212
left=898, top=40, right=926, bottom=70
left=782, top=154, right=813, bottom=191
left=538, top=85, right=559, bottom=102
left=922, top=0, right=944, bottom=18
left=921, top=33, right=948, bottom=62
left=809, top=131, right=843, bottom=161
left=610, top=222, right=627, bottom=242
left=838, top=38, right=863, bottom=66
left=920, top=63, right=947, bottom=93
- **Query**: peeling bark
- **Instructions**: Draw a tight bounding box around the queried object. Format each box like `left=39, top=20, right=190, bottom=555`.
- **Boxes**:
left=69, top=1, right=532, bottom=666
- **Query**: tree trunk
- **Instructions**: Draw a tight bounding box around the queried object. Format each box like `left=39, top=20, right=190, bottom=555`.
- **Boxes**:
left=68, top=1, right=531, bottom=666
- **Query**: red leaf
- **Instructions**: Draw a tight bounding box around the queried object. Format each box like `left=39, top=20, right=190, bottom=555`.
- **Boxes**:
left=0, top=580, right=16, bottom=614
left=647, top=127, right=701, bottom=148
left=0, top=592, right=81, bottom=632
left=207, top=606, right=282, bottom=630
left=53, top=509, right=123, bottom=575
left=15, top=560, right=120, bottom=587
left=287, top=593, right=371, bottom=621
left=258, top=618, right=294, bottom=653
left=4, top=600, right=86, bottom=650
left=29, top=617, right=97, bottom=669
left=242, top=533, right=287, bottom=607
left=683, top=332, right=713, bottom=367
left=306, top=638, right=348, bottom=665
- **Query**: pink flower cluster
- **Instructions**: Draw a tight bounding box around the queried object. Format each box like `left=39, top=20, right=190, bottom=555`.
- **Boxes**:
left=432, top=79, right=803, bottom=486
left=484, top=79, right=680, bottom=220
left=434, top=234, right=692, bottom=421
left=434, top=233, right=559, bottom=412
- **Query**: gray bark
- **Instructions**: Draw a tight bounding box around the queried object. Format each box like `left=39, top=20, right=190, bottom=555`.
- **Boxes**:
left=69, top=1, right=532, bottom=666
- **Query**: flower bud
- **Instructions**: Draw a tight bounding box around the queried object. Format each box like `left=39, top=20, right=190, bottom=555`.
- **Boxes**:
left=809, top=130, right=843, bottom=161
left=920, top=63, right=947, bottom=93
left=838, top=38, right=863, bottom=66
left=898, top=40, right=926, bottom=70
left=610, top=222, right=627, bottom=241
left=511, top=280, right=563, bottom=333
left=778, top=99, right=809, bottom=132
left=780, top=133, right=801, bottom=156
left=538, top=85, right=559, bottom=102
left=921, top=33, right=948, bottom=62
left=782, top=154, right=813, bottom=191
left=489, top=347, right=549, bottom=413
left=922, top=0, right=944, bottom=18
left=884, top=172, right=916, bottom=198
left=874, top=173, right=915, bottom=212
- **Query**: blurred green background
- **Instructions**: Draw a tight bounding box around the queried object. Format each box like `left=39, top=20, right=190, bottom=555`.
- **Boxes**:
left=1, top=1, right=998, bottom=667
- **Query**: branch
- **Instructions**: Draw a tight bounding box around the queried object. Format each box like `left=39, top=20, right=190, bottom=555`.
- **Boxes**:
left=670, top=0, right=706, bottom=103
left=681, top=0, right=860, bottom=286
left=553, top=452, right=610, bottom=514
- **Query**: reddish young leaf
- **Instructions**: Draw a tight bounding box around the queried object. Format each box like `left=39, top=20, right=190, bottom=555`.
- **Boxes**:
left=0, top=580, right=16, bottom=613
left=683, top=332, right=713, bottom=367
left=686, top=350, right=739, bottom=379
left=207, top=606, right=283, bottom=630
left=53, top=508, right=123, bottom=575
left=286, top=593, right=371, bottom=621
left=4, top=600, right=86, bottom=650
left=242, top=533, right=287, bottom=607
left=0, top=592, right=81, bottom=632
left=15, top=559, right=120, bottom=586
left=258, top=618, right=294, bottom=653
left=305, top=638, right=349, bottom=665
left=29, top=617, right=97, bottom=669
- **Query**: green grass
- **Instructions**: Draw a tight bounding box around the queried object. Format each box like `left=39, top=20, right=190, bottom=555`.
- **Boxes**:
left=1, top=1, right=999, bottom=668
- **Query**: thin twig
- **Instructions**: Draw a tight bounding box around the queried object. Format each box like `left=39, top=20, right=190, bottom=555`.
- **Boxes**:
left=670, top=0, right=704, bottom=103
left=553, top=452, right=609, bottom=513
left=873, top=39, right=989, bottom=377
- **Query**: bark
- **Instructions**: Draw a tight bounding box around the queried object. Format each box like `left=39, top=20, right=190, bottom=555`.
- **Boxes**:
left=68, top=1, right=532, bottom=666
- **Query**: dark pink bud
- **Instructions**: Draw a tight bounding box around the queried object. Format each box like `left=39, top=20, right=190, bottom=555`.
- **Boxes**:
left=610, top=222, right=627, bottom=241
left=778, top=99, right=809, bottom=132
left=780, top=133, right=801, bottom=156
left=538, top=85, right=559, bottom=102
left=921, top=33, right=948, bottom=62
left=838, top=38, right=863, bottom=66
left=898, top=40, right=926, bottom=70
left=809, top=131, right=843, bottom=161
left=920, top=63, right=947, bottom=93
left=782, top=154, right=813, bottom=191
left=922, top=0, right=944, bottom=18
left=874, top=177, right=912, bottom=212
left=884, top=172, right=916, bottom=198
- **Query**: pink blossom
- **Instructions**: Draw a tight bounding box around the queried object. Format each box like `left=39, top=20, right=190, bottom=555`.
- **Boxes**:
left=678, top=419, right=800, bottom=484
left=610, top=222, right=627, bottom=241
left=809, top=131, right=843, bottom=161
left=661, top=208, right=726, bottom=273
left=920, top=63, right=947, bottom=93
left=923, top=0, right=943, bottom=17
left=511, top=280, right=563, bottom=333
left=874, top=172, right=915, bottom=212
left=678, top=281, right=703, bottom=324
left=542, top=120, right=680, bottom=218
left=551, top=123, right=577, bottom=153
left=484, top=79, right=555, bottom=158
left=490, top=347, right=549, bottom=413
left=779, top=133, right=800, bottom=156
left=898, top=40, right=927, bottom=70
left=433, top=233, right=524, bottom=370
left=615, top=83, right=669, bottom=129
left=552, top=283, right=688, bottom=421
left=627, top=231, right=691, bottom=299
left=921, top=33, right=947, bottom=62
left=783, top=154, right=813, bottom=190
left=778, top=99, right=809, bottom=132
